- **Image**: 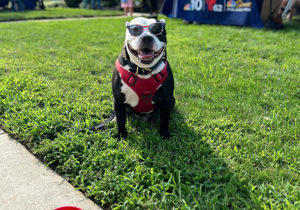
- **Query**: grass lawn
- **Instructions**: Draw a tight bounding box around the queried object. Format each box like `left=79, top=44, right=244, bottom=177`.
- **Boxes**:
left=0, top=8, right=123, bottom=22
left=1, top=17, right=300, bottom=209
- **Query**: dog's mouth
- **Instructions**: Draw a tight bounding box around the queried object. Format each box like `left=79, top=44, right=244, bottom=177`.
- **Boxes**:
left=128, top=44, right=164, bottom=64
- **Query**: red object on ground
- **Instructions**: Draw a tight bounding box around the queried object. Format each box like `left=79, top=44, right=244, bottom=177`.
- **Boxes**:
left=54, top=207, right=83, bottom=210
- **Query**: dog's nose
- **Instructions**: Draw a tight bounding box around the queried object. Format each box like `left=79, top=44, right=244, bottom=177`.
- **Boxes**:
left=142, top=35, right=153, bottom=44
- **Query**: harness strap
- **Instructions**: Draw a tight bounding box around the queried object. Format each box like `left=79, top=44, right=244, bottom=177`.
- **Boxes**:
left=116, top=58, right=168, bottom=113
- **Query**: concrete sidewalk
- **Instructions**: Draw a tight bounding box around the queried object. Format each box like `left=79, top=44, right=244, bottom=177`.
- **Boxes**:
left=0, top=129, right=102, bottom=210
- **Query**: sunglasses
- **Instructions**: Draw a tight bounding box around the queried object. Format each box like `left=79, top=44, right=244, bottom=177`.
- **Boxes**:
left=126, top=22, right=165, bottom=37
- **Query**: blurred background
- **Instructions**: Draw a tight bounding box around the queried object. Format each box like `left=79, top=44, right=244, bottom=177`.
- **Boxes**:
left=0, top=0, right=165, bottom=13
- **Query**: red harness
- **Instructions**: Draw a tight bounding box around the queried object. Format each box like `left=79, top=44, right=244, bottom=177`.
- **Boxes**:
left=115, top=59, right=168, bottom=113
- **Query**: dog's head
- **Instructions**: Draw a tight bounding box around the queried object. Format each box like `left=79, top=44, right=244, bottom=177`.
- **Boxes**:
left=124, top=17, right=167, bottom=69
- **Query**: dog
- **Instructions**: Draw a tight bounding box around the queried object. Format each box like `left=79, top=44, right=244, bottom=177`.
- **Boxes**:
left=112, top=17, right=175, bottom=140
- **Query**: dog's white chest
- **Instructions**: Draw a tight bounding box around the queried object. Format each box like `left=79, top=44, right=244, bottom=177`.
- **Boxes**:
left=120, top=76, right=162, bottom=112
left=120, top=75, right=139, bottom=107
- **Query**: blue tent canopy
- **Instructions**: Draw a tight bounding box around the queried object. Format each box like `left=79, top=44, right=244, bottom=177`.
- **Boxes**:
left=0, top=0, right=9, bottom=7
left=24, top=0, right=35, bottom=9
left=0, top=0, right=35, bottom=9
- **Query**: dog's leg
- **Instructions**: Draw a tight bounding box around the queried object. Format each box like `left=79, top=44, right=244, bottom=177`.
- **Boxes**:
left=114, top=101, right=127, bottom=139
left=160, top=96, right=174, bottom=140
left=112, top=67, right=128, bottom=139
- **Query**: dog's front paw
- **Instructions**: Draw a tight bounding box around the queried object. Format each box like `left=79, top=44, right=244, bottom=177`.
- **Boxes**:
left=160, top=129, right=171, bottom=140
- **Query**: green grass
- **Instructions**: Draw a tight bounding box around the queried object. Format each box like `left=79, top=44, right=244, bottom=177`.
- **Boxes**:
left=0, top=8, right=123, bottom=22
left=1, top=17, right=300, bottom=209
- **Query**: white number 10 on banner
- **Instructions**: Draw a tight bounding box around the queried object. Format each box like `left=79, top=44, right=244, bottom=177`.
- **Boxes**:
left=190, top=0, right=203, bottom=11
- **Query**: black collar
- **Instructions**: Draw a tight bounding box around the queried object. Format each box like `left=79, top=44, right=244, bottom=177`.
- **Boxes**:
left=119, top=44, right=167, bottom=76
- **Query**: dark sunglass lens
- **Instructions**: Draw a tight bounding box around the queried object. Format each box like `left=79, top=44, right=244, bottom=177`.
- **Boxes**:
left=149, top=23, right=162, bottom=35
left=129, top=25, right=143, bottom=36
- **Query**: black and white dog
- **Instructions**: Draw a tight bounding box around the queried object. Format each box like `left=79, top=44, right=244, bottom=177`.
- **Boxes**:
left=112, top=17, right=175, bottom=140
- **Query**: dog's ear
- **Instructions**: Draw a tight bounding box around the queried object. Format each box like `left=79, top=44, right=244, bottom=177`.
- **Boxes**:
left=125, top=21, right=129, bottom=26
left=155, top=19, right=167, bottom=44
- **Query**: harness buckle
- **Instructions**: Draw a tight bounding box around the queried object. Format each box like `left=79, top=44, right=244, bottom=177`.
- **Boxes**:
left=154, top=72, right=163, bottom=82
left=127, top=75, right=137, bottom=86
left=142, top=91, right=152, bottom=103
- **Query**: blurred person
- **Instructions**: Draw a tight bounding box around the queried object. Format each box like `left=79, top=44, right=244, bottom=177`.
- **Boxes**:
left=11, top=0, right=23, bottom=11
left=37, top=0, right=45, bottom=9
left=92, top=0, right=101, bottom=9
left=83, top=0, right=89, bottom=8
left=260, top=0, right=283, bottom=29
left=150, top=0, right=157, bottom=15
left=279, top=0, right=300, bottom=20
left=121, top=0, right=134, bottom=17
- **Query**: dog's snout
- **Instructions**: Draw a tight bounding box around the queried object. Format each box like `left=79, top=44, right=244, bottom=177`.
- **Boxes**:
left=142, top=35, right=154, bottom=44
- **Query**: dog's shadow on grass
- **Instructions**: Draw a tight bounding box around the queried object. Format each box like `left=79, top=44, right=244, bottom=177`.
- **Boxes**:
left=124, top=108, right=254, bottom=208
